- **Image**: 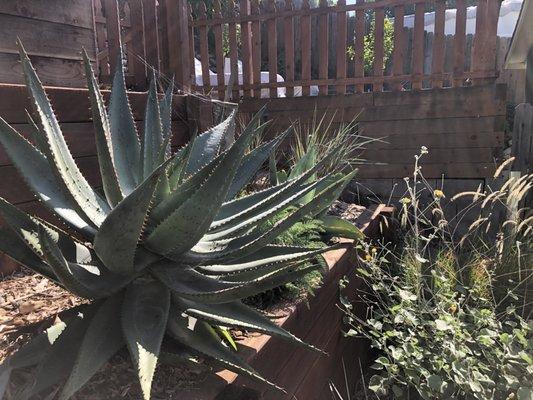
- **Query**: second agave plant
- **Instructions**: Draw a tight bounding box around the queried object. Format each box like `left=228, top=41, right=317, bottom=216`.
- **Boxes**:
left=0, top=41, right=357, bottom=400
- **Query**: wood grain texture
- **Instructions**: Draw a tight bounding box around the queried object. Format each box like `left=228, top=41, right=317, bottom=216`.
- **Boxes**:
left=373, top=7, right=385, bottom=92
left=411, top=2, right=425, bottom=90
left=318, top=0, right=329, bottom=96
left=284, top=0, right=295, bottom=97
left=300, top=0, right=311, bottom=96
left=336, top=0, right=347, bottom=95
left=431, top=0, right=446, bottom=88
left=354, top=0, right=365, bottom=93
left=453, top=0, right=467, bottom=87
left=143, top=0, right=161, bottom=72
left=240, top=0, right=253, bottom=98
left=267, top=0, right=278, bottom=98
left=213, top=0, right=225, bottom=100
left=251, top=0, right=261, bottom=99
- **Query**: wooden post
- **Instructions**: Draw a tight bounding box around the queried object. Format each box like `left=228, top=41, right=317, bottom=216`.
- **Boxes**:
left=301, top=0, right=311, bottom=96
left=336, top=0, right=347, bottom=95
left=284, top=0, right=295, bottom=97
left=431, top=0, right=446, bottom=89
left=267, top=0, right=278, bottom=98
left=240, top=0, right=253, bottom=98
left=354, top=0, right=365, bottom=93
left=412, top=2, right=425, bottom=90
left=453, top=0, right=467, bottom=87
left=143, top=0, right=161, bottom=74
left=103, top=0, right=121, bottom=77
left=251, top=0, right=261, bottom=99
left=213, top=0, right=225, bottom=100
left=373, top=7, right=385, bottom=92
left=318, top=0, right=329, bottom=96
left=165, top=0, right=191, bottom=92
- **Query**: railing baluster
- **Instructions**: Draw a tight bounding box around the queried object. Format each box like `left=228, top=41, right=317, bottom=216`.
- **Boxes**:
left=318, top=0, right=329, bottom=96
left=227, top=0, right=239, bottom=100
left=103, top=0, right=121, bottom=77
left=412, top=2, right=425, bottom=90
left=453, top=0, right=467, bottom=87
left=284, top=0, right=295, bottom=97
left=354, top=0, right=365, bottom=93
left=213, top=0, right=225, bottom=100
left=392, top=3, right=405, bottom=91
left=198, top=3, right=211, bottom=95
left=251, top=0, right=261, bottom=99
left=267, top=0, right=278, bottom=98
left=373, top=7, right=385, bottom=92
left=336, top=0, right=347, bottom=95
left=142, top=0, right=161, bottom=74
left=431, top=0, right=446, bottom=89
left=301, top=0, right=311, bottom=96
left=240, top=0, right=253, bottom=98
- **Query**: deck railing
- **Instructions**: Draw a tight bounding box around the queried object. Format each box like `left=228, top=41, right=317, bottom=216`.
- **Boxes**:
left=94, top=0, right=502, bottom=97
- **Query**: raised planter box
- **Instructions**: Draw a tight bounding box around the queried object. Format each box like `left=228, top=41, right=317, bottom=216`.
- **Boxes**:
left=173, top=205, right=393, bottom=400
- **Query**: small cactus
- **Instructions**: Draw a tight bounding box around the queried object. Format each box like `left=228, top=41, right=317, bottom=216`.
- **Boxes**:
left=0, top=41, right=355, bottom=400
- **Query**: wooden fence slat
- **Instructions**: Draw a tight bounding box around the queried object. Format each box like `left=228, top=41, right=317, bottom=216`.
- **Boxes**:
left=228, top=0, right=239, bottom=100
left=240, top=0, right=253, bottom=98
left=164, top=0, right=190, bottom=91
left=336, top=0, right=347, bottom=95
left=354, top=0, right=365, bottom=93
left=267, top=0, right=278, bottom=98
left=431, top=0, right=445, bottom=88
left=301, top=0, right=311, bottom=96
left=157, top=0, right=169, bottom=74
left=412, top=2, right=425, bottom=90
left=213, top=0, right=225, bottom=100
left=198, top=3, right=210, bottom=95
left=392, top=4, right=405, bottom=91
left=373, top=7, right=385, bottom=92
left=188, top=4, right=195, bottom=81
left=453, top=0, right=466, bottom=87
left=318, top=0, right=329, bottom=96
left=102, top=0, right=121, bottom=77
left=129, top=0, right=146, bottom=90
left=251, top=0, right=261, bottom=99
left=284, top=0, right=295, bottom=97
left=142, top=0, right=160, bottom=73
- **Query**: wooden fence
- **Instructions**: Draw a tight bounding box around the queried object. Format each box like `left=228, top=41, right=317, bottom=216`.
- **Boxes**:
left=92, top=0, right=503, bottom=97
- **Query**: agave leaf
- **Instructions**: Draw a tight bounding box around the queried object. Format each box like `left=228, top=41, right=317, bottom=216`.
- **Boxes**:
left=198, top=245, right=338, bottom=278
left=181, top=171, right=356, bottom=263
left=215, top=185, right=283, bottom=222
left=215, top=325, right=238, bottom=351
left=94, top=160, right=169, bottom=275
left=184, top=110, right=236, bottom=175
left=25, top=110, right=47, bottom=153
left=146, top=111, right=259, bottom=255
left=167, top=313, right=284, bottom=391
left=0, top=119, right=95, bottom=237
left=38, top=226, right=130, bottom=299
left=18, top=41, right=110, bottom=227
left=59, top=294, right=125, bottom=400
left=142, top=73, right=164, bottom=178
left=319, top=215, right=365, bottom=240
left=122, top=281, right=170, bottom=400
left=204, top=175, right=333, bottom=240
left=224, top=126, right=289, bottom=201
left=82, top=50, right=123, bottom=207
left=0, top=226, right=56, bottom=281
left=175, top=297, right=321, bottom=353
left=289, top=145, right=317, bottom=204
left=153, top=261, right=319, bottom=304
left=108, top=48, right=141, bottom=195
left=14, top=306, right=94, bottom=400
left=269, top=150, right=279, bottom=186
left=167, top=134, right=195, bottom=190
left=0, top=197, right=90, bottom=264
left=159, top=77, right=174, bottom=158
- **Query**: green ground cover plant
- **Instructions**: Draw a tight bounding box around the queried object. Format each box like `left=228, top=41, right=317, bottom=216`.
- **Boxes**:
left=336, top=150, right=533, bottom=400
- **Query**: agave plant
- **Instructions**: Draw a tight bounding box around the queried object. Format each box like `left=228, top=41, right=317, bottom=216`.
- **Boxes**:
left=0, top=41, right=356, bottom=400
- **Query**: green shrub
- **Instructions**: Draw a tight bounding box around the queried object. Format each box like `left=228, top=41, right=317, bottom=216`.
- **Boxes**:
left=338, top=149, right=533, bottom=400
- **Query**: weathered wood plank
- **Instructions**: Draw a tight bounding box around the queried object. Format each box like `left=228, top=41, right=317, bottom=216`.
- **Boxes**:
left=267, top=0, right=278, bottom=98
left=213, top=0, right=225, bottom=100
left=336, top=0, right=347, bottom=95
left=373, top=7, right=385, bottom=92
left=0, top=13, right=95, bottom=61
left=412, top=3, right=425, bottom=90
left=143, top=0, right=161, bottom=72
left=251, top=0, right=261, bottom=99
left=453, top=0, right=467, bottom=87
left=0, top=53, right=87, bottom=87
left=357, top=163, right=497, bottom=179
left=129, top=0, right=146, bottom=90
left=240, top=0, right=253, bottom=98
left=300, top=0, right=312, bottom=96
left=431, top=0, right=446, bottom=88
left=198, top=3, right=210, bottom=95
left=284, top=0, right=295, bottom=97
left=102, top=0, right=120, bottom=75
left=318, top=0, right=329, bottom=96
left=354, top=0, right=366, bottom=93
left=0, top=0, right=94, bottom=29
left=228, top=0, right=239, bottom=100
left=361, top=147, right=499, bottom=164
